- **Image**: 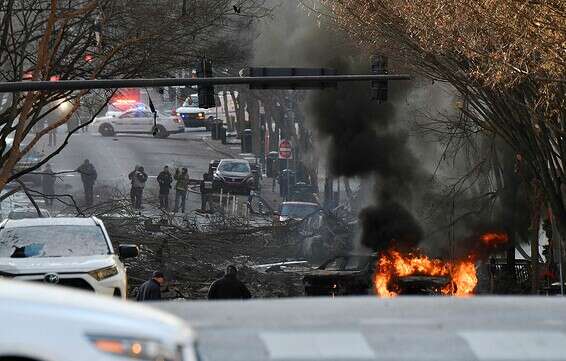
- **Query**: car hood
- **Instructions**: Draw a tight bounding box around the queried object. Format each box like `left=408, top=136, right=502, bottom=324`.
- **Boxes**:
left=94, top=115, right=112, bottom=122
left=216, top=171, right=250, bottom=178
left=0, top=254, right=116, bottom=275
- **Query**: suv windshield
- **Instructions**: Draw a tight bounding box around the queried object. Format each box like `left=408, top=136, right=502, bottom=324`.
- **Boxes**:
left=281, top=204, right=319, bottom=218
left=0, top=225, right=109, bottom=258
left=219, top=162, right=250, bottom=173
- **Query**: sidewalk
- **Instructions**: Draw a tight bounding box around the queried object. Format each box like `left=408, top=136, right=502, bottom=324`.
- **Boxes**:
left=202, top=134, right=283, bottom=211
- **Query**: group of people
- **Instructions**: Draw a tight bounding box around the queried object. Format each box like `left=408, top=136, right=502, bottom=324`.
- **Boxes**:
left=40, top=160, right=97, bottom=208
left=40, top=160, right=192, bottom=212
left=129, top=165, right=191, bottom=212
left=137, top=265, right=251, bottom=301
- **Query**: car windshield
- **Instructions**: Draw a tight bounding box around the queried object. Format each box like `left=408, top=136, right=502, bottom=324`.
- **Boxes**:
left=219, top=162, right=250, bottom=173
left=322, top=256, right=372, bottom=271
left=0, top=225, right=109, bottom=258
left=280, top=204, right=319, bottom=218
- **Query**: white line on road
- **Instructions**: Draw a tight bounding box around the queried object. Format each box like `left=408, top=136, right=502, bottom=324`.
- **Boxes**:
left=260, top=331, right=375, bottom=360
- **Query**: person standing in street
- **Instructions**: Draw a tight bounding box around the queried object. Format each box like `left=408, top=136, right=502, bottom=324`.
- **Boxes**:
left=157, top=165, right=173, bottom=210
left=128, top=165, right=148, bottom=209
left=207, top=265, right=251, bottom=300
left=173, top=167, right=190, bottom=213
left=136, top=271, right=166, bottom=302
left=77, top=159, right=97, bottom=206
left=128, top=165, right=139, bottom=206
left=41, top=164, right=56, bottom=207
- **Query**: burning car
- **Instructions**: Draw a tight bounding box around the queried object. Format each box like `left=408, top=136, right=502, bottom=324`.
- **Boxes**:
left=304, top=250, right=479, bottom=297
left=374, top=250, right=478, bottom=297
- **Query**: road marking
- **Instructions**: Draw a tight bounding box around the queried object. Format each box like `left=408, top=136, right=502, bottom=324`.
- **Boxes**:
left=260, top=331, right=375, bottom=359
left=459, top=331, right=566, bottom=360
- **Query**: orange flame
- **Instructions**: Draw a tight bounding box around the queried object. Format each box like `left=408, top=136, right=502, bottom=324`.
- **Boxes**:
left=480, top=232, right=508, bottom=246
left=373, top=250, right=477, bottom=298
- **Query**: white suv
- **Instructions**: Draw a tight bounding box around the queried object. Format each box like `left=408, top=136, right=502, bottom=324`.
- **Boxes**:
left=95, top=109, right=185, bottom=138
left=0, top=280, right=198, bottom=361
left=0, top=217, right=138, bottom=298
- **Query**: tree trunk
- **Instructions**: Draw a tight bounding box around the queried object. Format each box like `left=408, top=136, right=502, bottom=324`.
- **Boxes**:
left=221, top=90, right=231, bottom=130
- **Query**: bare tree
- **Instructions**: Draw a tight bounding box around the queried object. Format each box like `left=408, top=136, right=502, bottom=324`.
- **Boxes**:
left=317, top=0, right=566, bottom=241
left=0, top=0, right=270, bottom=192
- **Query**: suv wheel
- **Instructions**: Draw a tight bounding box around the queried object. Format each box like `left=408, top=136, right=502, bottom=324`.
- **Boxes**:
left=99, top=123, right=115, bottom=136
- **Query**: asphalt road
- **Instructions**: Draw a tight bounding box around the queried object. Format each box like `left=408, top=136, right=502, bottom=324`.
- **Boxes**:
left=156, top=296, right=566, bottom=361
left=46, top=127, right=219, bottom=211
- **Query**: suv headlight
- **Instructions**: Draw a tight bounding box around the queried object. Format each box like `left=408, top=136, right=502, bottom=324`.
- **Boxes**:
left=87, top=335, right=184, bottom=361
left=88, top=265, right=118, bottom=281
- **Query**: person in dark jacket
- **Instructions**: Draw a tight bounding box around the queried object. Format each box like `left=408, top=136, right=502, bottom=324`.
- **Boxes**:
left=41, top=164, right=56, bottom=207
left=173, top=167, right=190, bottom=213
left=207, top=265, right=251, bottom=300
left=77, top=159, right=97, bottom=206
left=128, top=165, right=148, bottom=209
left=157, top=166, right=172, bottom=210
left=136, top=271, right=166, bottom=302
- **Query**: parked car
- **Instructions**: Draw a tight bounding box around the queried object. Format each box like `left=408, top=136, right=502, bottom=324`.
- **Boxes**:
left=8, top=207, right=51, bottom=219
left=94, top=109, right=184, bottom=138
left=0, top=217, right=139, bottom=298
left=0, top=279, right=198, bottom=361
left=213, top=159, right=255, bottom=195
left=176, top=95, right=212, bottom=128
left=303, top=253, right=378, bottom=296
left=278, top=201, right=321, bottom=222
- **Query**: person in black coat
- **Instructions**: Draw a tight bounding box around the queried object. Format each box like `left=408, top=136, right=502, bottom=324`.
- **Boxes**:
left=128, top=165, right=148, bottom=209
left=207, top=265, right=251, bottom=300
left=157, top=165, right=173, bottom=210
left=136, top=271, right=166, bottom=302
left=41, top=164, right=56, bottom=207
left=77, top=159, right=97, bottom=206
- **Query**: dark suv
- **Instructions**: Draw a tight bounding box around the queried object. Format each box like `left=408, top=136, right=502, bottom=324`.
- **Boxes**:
left=213, top=159, right=255, bottom=195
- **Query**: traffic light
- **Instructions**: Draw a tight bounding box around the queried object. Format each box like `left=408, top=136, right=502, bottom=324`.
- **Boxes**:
left=196, top=58, right=215, bottom=109
left=371, top=55, right=388, bottom=103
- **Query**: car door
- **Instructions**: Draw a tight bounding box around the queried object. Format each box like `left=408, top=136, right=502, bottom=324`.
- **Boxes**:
left=115, top=110, right=148, bottom=132
left=138, top=111, right=157, bottom=133
left=113, top=111, right=136, bottom=132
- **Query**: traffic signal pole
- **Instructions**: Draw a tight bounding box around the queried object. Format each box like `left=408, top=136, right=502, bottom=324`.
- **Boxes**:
left=0, top=74, right=411, bottom=93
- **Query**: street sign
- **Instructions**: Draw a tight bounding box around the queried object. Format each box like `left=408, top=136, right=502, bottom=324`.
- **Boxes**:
left=279, top=139, right=293, bottom=160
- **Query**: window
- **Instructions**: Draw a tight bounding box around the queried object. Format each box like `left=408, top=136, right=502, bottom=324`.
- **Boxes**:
left=219, top=161, right=250, bottom=173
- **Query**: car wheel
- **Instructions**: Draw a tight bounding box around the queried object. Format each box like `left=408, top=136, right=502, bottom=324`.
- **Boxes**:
left=153, top=125, right=169, bottom=138
left=99, top=123, right=115, bottom=136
